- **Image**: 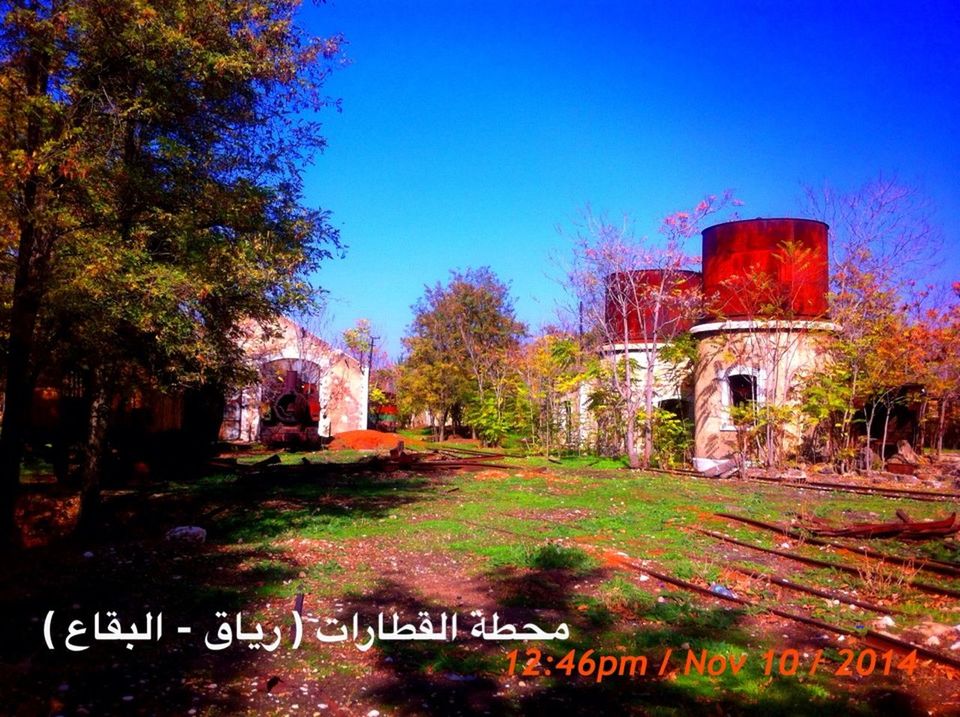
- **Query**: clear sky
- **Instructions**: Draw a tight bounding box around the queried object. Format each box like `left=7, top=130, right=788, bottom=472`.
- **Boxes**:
left=297, top=0, right=960, bottom=357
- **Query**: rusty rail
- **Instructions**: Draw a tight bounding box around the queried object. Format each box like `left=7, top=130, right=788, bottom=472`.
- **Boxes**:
left=608, top=550, right=960, bottom=672
left=456, top=518, right=960, bottom=672
left=714, top=513, right=960, bottom=578
left=694, top=528, right=960, bottom=600
left=720, top=562, right=903, bottom=614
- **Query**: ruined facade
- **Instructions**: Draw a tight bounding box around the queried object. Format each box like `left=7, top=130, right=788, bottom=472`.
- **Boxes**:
left=218, top=316, right=368, bottom=443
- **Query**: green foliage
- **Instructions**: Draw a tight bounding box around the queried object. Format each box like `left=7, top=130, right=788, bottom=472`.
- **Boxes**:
left=525, top=543, right=596, bottom=571
left=0, top=0, right=348, bottom=536
left=729, top=400, right=797, bottom=469
left=368, top=386, right=388, bottom=406
left=465, top=394, right=514, bottom=446
left=399, top=267, right=525, bottom=442
left=584, top=360, right=626, bottom=457
left=342, top=319, right=374, bottom=369
left=658, top=332, right=698, bottom=365
left=650, top=407, right=693, bottom=468
left=513, top=332, right=585, bottom=454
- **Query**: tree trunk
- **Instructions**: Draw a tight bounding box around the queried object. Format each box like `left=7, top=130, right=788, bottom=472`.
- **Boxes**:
left=736, top=426, right=749, bottom=481
left=766, top=416, right=777, bottom=471
left=624, top=415, right=640, bottom=469
left=545, top=403, right=552, bottom=459
left=0, top=17, right=53, bottom=548
left=75, top=369, right=111, bottom=536
left=936, top=398, right=948, bottom=458
left=0, top=227, right=44, bottom=548
left=642, top=359, right=654, bottom=469
left=880, top=408, right=891, bottom=471
left=641, top=417, right=653, bottom=469
left=838, top=366, right=860, bottom=474
left=863, top=404, right=875, bottom=475
left=916, top=396, right=928, bottom=454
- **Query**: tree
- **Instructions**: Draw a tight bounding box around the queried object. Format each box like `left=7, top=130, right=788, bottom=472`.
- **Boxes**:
left=0, top=0, right=345, bottom=542
left=513, top=331, right=582, bottom=456
left=800, top=176, right=943, bottom=471
left=912, top=284, right=960, bottom=457
left=399, top=267, right=525, bottom=443
left=342, top=319, right=376, bottom=372
left=565, top=194, right=734, bottom=468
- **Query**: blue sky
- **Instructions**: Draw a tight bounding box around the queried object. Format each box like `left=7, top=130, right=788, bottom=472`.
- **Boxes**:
left=298, top=0, right=959, bottom=357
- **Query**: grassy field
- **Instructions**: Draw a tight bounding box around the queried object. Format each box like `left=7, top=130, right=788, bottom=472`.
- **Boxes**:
left=3, top=449, right=959, bottom=716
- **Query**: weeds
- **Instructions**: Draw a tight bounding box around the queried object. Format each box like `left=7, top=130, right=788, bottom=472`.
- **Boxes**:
left=856, top=554, right=921, bottom=601
left=526, top=542, right=596, bottom=571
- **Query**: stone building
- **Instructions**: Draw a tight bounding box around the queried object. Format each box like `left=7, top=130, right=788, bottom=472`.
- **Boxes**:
left=218, top=316, right=368, bottom=444
left=591, top=217, right=837, bottom=466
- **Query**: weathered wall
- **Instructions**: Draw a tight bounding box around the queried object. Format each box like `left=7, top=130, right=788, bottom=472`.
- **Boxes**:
left=218, top=317, right=367, bottom=442
left=577, top=342, right=694, bottom=448
left=692, top=322, right=835, bottom=459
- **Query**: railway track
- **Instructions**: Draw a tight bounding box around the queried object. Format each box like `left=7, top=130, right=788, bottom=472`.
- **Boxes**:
left=694, top=528, right=960, bottom=600
left=606, top=548, right=960, bottom=672
left=458, top=517, right=960, bottom=672
left=713, top=512, right=960, bottom=578
left=638, top=466, right=960, bottom=504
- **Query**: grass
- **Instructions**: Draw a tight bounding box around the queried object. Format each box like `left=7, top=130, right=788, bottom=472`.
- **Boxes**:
left=5, top=449, right=958, bottom=716
left=525, top=543, right=596, bottom=571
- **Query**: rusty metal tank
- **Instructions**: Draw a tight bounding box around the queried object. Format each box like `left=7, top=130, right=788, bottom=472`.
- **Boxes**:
left=604, top=270, right=702, bottom=341
left=700, top=218, right=829, bottom=321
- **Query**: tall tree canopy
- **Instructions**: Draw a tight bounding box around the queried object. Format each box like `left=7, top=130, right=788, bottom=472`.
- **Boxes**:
left=800, top=177, right=944, bottom=470
left=399, top=267, right=525, bottom=443
left=0, top=0, right=345, bottom=542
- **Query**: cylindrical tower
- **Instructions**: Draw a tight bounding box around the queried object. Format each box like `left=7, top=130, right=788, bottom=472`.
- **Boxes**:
left=692, top=218, right=836, bottom=463
left=700, top=218, right=829, bottom=321
left=604, top=270, right=702, bottom=342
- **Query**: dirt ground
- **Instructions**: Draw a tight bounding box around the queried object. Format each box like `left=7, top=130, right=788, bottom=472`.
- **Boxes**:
left=3, top=451, right=960, bottom=716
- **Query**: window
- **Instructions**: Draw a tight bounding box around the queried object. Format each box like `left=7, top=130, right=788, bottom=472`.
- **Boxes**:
left=720, top=366, right=764, bottom=430
left=728, top=374, right=758, bottom=409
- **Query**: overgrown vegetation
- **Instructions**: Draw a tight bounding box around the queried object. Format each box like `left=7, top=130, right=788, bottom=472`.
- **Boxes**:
left=6, top=455, right=955, bottom=714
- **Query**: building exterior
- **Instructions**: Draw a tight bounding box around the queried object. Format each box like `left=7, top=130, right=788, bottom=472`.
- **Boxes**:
left=691, top=218, right=837, bottom=460
left=218, top=316, right=368, bottom=444
left=601, top=269, right=702, bottom=418
left=591, top=217, right=837, bottom=465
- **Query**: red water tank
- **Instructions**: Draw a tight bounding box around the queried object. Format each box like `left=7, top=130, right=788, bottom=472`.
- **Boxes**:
left=604, top=270, right=702, bottom=342
left=700, top=218, right=829, bottom=321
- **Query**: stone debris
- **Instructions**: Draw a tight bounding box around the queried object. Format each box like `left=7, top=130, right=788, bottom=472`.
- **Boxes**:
left=164, top=526, right=207, bottom=543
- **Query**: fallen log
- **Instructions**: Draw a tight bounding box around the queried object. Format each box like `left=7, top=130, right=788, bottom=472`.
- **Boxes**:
left=800, top=513, right=957, bottom=539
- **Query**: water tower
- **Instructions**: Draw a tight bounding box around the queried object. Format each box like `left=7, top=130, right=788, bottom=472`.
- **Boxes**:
left=691, top=218, right=837, bottom=460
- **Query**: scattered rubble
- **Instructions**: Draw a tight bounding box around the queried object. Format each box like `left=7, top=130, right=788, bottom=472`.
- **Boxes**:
left=892, top=439, right=922, bottom=466
left=164, top=526, right=207, bottom=543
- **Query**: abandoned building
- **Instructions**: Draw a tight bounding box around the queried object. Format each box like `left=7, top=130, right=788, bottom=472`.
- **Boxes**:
left=9, top=316, right=367, bottom=472
left=692, top=218, right=836, bottom=459
left=217, top=316, right=368, bottom=445
left=594, top=217, right=838, bottom=463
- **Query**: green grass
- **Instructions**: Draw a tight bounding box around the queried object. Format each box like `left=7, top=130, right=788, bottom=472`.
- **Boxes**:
left=19, top=449, right=950, bottom=715
left=526, top=543, right=596, bottom=571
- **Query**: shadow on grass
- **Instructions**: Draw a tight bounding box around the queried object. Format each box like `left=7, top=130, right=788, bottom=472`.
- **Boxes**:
left=0, top=461, right=932, bottom=716
left=0, top=462, right=439, bottom=715
left=80, top=462, right=442, bottom=544
left=339, top=567, right=918, bottom=717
